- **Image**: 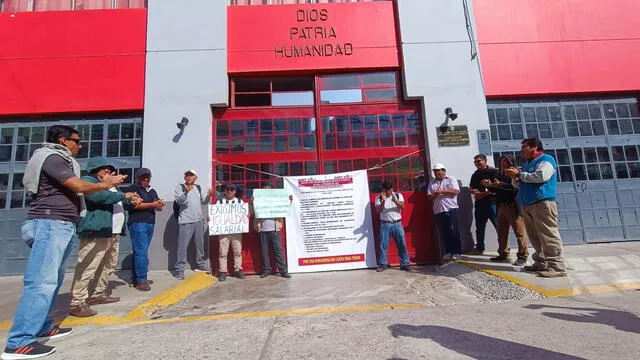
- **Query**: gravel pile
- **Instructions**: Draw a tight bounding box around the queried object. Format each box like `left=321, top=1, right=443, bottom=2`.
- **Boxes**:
left=437, top=262, right=544, bottom=302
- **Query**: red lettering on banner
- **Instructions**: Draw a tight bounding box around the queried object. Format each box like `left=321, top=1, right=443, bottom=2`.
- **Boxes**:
left=298, top=253, right=365, bottom=266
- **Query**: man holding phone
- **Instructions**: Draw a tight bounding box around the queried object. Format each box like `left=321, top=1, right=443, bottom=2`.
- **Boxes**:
left=374, top=180, right=410, bottom=272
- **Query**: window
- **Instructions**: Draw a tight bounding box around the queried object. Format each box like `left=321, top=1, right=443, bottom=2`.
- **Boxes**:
left=216, top=117, right=316, bottom=154
left=0, top=114, right=142, bottom=209
left=492, top=150, right=573, bottom=183
left=233, top=77, right=314, bottom=107
left=318, top=72, right=397, bottom=104
left=324, top=154, right=424, bottom=193
left=611, top=145, right=640, bottom=179
left=322, top=112, right=420, bottom=150
left=0, top=0, right=146, bottom=12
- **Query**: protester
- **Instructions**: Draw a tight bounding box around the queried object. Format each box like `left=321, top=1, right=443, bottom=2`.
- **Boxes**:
left=2, top=125, right=126, bottom=360
left=505, top=138, right=566, bottom=277
left=468, top=154, right=499, bottom=255
left=173, top=170, right=213, bottom=280
left=482, top=155, right=528, bottom=266
left=252, top=183, right=292, bottom=279
left=217, top=183, right=245, bottom=281
left=374, top=180, right=410, bottom=272
left=125, top=168, right=165, bottom=291
left=427, top=163, right=462, bottom=260
left=69, top=157, right=142, bottom=317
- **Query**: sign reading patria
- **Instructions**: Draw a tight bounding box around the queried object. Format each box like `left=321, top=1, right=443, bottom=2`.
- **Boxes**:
left=275, top=8, right=354, bottom=59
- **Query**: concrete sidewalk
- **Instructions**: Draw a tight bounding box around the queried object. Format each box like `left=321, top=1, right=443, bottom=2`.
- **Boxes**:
left=457, top=241, right=640, bottom=296
left=0, top=269, right=215, bottom=329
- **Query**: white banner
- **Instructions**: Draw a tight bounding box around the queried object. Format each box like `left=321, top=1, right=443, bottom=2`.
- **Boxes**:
left=208, top=202, right=250, bottom=235
left=284, top=170, right=376, bottom=273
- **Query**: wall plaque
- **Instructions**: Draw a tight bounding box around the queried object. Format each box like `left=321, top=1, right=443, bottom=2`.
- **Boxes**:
left=436, top=125, right=470, bottom=147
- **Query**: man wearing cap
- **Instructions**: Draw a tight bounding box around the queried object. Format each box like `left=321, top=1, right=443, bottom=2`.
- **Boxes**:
left=427, top=163, right=462, bottom=260
left=69, top=157, right=142, bottom=317
left=374, top=180, right=410, bottom=272
left=217, top=183, right=245, bottom=281
left=125, top=168, right=165, bottom=291
left=173, top=170, right=213, bottom=280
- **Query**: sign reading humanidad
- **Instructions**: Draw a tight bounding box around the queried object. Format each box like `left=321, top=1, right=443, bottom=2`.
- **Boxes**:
left=275, top=8, right=354, bottom=58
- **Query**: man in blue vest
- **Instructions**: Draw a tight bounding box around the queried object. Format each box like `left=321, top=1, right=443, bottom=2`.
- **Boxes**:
left=505, top=138, right=566, bottom=278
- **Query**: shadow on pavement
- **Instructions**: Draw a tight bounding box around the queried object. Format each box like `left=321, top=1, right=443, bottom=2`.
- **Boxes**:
left=389, top=324, right=587, bottom=360
left=524, top=304, right=640, bottom=334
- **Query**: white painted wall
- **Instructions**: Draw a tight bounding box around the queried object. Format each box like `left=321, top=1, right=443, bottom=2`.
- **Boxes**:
left=144, top=0, right=228, bottom=270
left=397, top=0, right=497, bottom=252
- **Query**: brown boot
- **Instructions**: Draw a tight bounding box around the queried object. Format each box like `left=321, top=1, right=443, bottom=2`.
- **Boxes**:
left=87, top=296, right=120, bottom=305
left=134, top=282, right=151, bottom=291
left=69, top=304, right=97, bottom=317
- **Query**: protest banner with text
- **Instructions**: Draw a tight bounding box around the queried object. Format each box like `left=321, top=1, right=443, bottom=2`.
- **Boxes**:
left=208, top=202, right=250, bottom=235
left=284, top=170, right=376, bottom=273
left=252, top=189, right=291, bottom=218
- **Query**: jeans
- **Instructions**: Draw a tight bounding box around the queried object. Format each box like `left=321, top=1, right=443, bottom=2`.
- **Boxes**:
left=436, top=209, right=461, bottom=255
left=474, top=203, right=497, bottom=251
left=6, top=219, right=76, bottom=349
left=128, top=222, right=154, bottom=283
left=378, top=222, right=410, bottom=266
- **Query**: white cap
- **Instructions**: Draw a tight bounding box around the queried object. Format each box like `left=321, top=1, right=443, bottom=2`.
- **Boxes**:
left=432, top=163, right=446, bottom=170
left=184, top=169, right=198, bottom=176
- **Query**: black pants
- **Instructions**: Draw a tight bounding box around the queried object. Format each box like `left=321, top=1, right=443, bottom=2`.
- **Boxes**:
left=260, top=231, right=287, bottom=273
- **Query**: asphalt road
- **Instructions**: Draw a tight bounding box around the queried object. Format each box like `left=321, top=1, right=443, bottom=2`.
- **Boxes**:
left=21, top=290, right=639, bottom=360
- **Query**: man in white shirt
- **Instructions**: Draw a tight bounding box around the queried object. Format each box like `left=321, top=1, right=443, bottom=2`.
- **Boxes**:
left=426, top=163, right=462, bottom=260
left=374, top=180, right=410, bottom=272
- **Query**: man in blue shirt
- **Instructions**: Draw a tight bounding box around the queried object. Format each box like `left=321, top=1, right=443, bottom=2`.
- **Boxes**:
left=125, top=168, right=165, bottom=291
left=505, top=138, right=566, bottom=278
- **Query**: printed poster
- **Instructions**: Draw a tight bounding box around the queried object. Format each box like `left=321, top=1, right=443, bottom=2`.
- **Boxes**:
left=284, top=170, right=376, bottom=273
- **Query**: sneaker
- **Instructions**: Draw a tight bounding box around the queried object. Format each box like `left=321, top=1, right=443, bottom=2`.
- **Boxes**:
left=233, top=270, right=246, bottom=279
left=260, top=271, right=271, bottom=278
left=399, top=265, right=411, bottom=271
left=538, top=269, right=568, bottom=278
left=490, top=255, right=511, bottom=263
left=194, top=268, right=211, bottom=274
left=523, top=264, right=547, bottom=272
left=68, top=304, right=97, bottom=318
left=218, top=273, right=227, bottom=282
left=452, top=254, right=462, bottom=260
left=172, top=272, right=185, bottom=280
left=442, top=253, right=453, bottom=261
left=134, top=282, right=151, bottom=292
left=466, top=248, right=485, bottom=255
left=1, top=341, right=55, bottom=359
left=512, top=258, right=527, bottom=266
left=376, top=265, right=387, bottom=272
left=87, top=296, right=120, bottom=305
left=37, top=327, right=72, bottom=341
left=280, top=272, right=292, bottom=278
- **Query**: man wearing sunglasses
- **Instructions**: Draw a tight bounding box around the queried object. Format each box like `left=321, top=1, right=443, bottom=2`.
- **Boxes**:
left=468, top=154, right=500, bottom=255
left=3, top=125, right=126, bottom=360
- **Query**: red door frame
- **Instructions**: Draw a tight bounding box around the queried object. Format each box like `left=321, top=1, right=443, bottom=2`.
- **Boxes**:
left=210, top=88, right=438, bottom=274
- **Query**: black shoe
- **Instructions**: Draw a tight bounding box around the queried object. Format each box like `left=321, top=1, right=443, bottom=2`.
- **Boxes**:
left=233, top=270, right=246, bottom=279
left=490, top=255, right=511, bottom=263
left=218, top=273, right=227, bottom=282
left=260, top=271, right=271, bottom=278
left=37, top=326, right=73, bottom=341
left=399, top=265, right=411, bottom=271
left=376, top=265, right=387, bottom=272
left=2, top=341, right=56, bottom=359
left=280, top=272, right=292, bottom=278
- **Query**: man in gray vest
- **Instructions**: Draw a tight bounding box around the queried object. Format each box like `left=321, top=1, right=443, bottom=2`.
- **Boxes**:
left=173, top=169, right=212, bottom=280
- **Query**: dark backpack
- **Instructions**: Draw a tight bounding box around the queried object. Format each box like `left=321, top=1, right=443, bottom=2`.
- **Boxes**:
left=173, top=184, right=202, bottom=220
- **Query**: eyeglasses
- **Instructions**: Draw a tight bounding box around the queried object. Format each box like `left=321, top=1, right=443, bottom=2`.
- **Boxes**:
left=66, top=138, right=81, bottom=145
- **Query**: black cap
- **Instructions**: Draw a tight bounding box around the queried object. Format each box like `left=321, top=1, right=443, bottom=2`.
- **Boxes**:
left=135, top=168, right=151, bottom=177
left=225, top=183, right=236, bottom=191
left=382, top=180, right=393, bottom=190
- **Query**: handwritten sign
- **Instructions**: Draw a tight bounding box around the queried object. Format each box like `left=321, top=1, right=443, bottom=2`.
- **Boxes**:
left=436, top=125, right=470, bottom=147
left=208, top=202, right=250, bottom=235
left=252, top=189, right=291, bottom=219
